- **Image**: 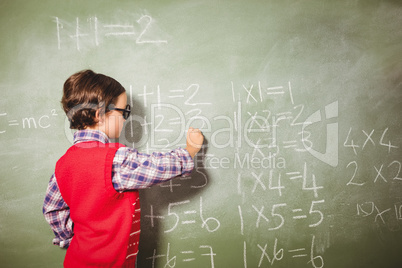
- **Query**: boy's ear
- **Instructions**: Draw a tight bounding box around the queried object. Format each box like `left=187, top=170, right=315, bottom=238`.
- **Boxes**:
left=95, top=109, right=104, bottom=123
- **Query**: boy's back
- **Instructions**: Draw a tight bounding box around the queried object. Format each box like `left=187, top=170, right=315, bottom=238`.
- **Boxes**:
left=56, top=141, right=139, bottom=267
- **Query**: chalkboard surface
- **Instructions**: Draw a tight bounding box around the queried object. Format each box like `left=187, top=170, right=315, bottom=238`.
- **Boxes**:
left=1, top=0, right=401, bottom=267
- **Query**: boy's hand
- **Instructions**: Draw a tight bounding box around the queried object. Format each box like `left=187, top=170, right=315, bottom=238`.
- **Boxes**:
left=185, top=127, right=204, bottom=158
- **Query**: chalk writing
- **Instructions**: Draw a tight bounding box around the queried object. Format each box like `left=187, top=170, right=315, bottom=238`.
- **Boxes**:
left=144, top=196, right=220, bottom=234
left=346, top=160, right=402, bottom=186
left=147, top=243, right=216, bottom=268
left=0, top=109, right=58, bottom=134
left=238, top=200, right=325, bottom=232
left=243, top=235, right=324, bottom=268
left=356, top=201, right=402, bottom=231
left=231, top=81, right=294, bottom=105
left=344, top=127, right=399, bottom=155
left=236, top=164, right=323, bottom=198
left=54, top=14, right=167, bottom=51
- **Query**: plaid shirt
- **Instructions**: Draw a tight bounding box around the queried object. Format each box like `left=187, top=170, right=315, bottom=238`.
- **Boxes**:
left=43, top=129, right=194, bottom=248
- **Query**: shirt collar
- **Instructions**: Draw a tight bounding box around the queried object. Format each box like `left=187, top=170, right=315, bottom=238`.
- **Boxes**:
left=73, top=129, right=110, bottom=144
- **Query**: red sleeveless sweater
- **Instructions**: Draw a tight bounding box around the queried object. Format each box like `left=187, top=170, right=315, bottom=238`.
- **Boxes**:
left=55, top=141, right=141, bottom=268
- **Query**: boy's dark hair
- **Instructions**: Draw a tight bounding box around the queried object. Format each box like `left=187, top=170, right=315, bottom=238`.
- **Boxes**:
left=62, top=69, right=126, bottom=130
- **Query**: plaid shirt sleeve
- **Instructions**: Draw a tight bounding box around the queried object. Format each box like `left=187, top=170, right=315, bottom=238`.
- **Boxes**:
left=112, top=147, right=194, bottom=191
left=42, top=174, right=73, bottom=249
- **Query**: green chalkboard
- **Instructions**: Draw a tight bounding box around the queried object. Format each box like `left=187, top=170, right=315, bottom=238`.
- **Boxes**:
left=1, top=0, right=401, bottom=267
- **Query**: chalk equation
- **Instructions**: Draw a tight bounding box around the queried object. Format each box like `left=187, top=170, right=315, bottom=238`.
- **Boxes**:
left=237, top=163, right=323, bottom=198
left=346, top=160, right=402, bottom=186
left=356, top=201, right=402, bottom=231
left=0, top=109, right=58, bottom=134
left=238, top=200, right=325, bottom=232
left=145, top=235, right=324, bottom=268
left=344, top=127, right=399, bottom=155
left=146, top=243, right=216, bottom=268
left=243, top=236, right=324, bottom=268
left=53, top=14, right=167, bottom=51
left=144, top=196, right=220, bottom=233
left=230, top=81, right=295, bottom=105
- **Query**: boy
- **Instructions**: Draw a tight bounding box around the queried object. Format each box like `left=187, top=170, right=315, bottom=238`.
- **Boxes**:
left=43, top=70, right=203, bottom=267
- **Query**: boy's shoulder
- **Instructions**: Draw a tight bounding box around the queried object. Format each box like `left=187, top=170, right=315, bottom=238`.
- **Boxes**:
left=58, top=142, right=126, bottom=161
left=56, top=142, right=126, bottom=167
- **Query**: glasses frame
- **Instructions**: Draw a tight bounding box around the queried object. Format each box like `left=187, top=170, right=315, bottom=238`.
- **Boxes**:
left=108, top=104, right=131, bottom=120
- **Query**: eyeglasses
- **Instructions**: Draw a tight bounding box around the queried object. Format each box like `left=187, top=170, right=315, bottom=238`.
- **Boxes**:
left=109, top=104, right=131, bottom=120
